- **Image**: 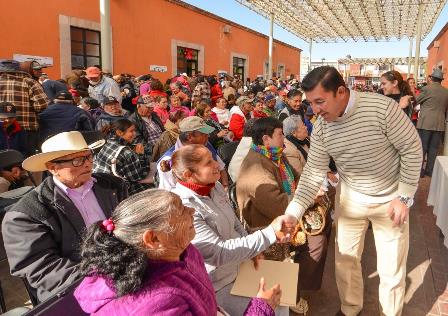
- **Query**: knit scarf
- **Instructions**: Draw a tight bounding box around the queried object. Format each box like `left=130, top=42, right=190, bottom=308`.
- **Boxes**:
left=250, top=143, right=295, bottom=195
left=178, top=180, right=215, bottom=196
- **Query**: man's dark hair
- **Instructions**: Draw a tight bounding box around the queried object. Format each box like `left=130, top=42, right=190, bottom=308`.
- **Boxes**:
left=301, top=66, right=346, bottom=95
left=287, top=89, right=302, bottom=100
left=252, top=117, right=283, bottom=145
left=243, top=119, right=256, bottom=137
left=431, top=76, right=443, bottom=83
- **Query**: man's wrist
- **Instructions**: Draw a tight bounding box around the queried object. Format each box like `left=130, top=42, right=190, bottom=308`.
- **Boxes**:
left=397, top=195, right=414, bottom=208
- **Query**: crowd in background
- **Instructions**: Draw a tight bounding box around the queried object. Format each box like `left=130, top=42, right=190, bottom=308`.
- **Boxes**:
left=0, top=57, right=446, bottom=316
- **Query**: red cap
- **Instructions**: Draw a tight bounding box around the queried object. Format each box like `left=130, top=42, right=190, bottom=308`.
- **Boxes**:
left=85, top=67, right=101, bottom=78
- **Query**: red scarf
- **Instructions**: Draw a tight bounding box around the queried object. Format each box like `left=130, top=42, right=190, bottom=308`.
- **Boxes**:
left=178, top=180, right=215, bottom=196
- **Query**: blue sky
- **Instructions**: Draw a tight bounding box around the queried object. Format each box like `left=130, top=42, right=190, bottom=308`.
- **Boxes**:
left=182, top=0, right=448, bottom=60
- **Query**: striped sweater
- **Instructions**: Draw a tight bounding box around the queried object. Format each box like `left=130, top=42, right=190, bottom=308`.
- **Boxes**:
left=286, top=91, right=423, bottom=219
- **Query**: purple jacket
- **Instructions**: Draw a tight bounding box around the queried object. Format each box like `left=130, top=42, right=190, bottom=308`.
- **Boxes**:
left=75, top=244, right=274, bottom=316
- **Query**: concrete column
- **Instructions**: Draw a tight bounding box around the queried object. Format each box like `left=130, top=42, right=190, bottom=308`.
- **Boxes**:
left=100, top=0, right=112, bottom=72
left=413, top=3, right=424, bottom=81
left=309, top=39, right=313, bottom=73
left=408, top=37, right=413, bottom=77
left=268, top=12, right=274, bottom=79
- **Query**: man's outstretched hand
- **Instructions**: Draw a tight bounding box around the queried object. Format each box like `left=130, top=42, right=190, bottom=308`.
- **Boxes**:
left=271, top=214, right=298, bottom=243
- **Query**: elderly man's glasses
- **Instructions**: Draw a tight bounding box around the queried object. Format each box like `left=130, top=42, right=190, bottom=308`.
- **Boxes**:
left=52, top=153, right=93, bottom=167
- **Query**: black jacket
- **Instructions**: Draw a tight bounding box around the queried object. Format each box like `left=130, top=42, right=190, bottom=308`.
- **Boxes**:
left=2, top=173, right=128, bottom=302
left=38, top=102, right=95, bottom=141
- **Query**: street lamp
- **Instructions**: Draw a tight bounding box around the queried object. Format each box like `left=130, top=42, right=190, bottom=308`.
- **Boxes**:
left=321, top=58, right=326, bottom=66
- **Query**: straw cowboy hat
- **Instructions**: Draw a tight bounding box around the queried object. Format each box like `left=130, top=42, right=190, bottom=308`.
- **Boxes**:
left=22, top=131, right=105, bottom=172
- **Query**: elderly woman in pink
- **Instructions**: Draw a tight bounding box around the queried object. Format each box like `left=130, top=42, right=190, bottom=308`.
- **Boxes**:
left=75, top=189, right=281, bottom=316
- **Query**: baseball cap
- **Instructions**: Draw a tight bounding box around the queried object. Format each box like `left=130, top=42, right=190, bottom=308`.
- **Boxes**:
left=236, top=96, right=254, bottom=107
left=86, top=66, right=101, bottom=77
left=54, top=91, right=73, bottom=101
left=179, top=116, right=215, bottom=134
left=31, top=61, right=46, bottom=70
left=136, top=95, right=155, bottom=107
left=103, top=96, right=119, bottom=106
left=0, top=102, right=17, bottom=118
left=264, top=94, right=275, bottom=102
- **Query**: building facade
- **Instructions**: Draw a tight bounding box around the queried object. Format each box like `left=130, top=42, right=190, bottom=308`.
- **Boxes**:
left=427, top=22, right=448, bottom=88
left=0, top=0, right=301, bottom=82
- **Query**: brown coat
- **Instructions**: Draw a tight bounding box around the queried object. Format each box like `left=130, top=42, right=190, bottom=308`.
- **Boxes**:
left=283, top=138, right=308, bottom=177
left=151, top=120, right=179, bottom=161
left=236, top=149, right=298, bottom=229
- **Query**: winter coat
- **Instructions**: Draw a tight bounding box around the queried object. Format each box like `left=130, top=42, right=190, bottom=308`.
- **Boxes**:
left=74, top=244, right=274, bottom=316
left=38, top=102, right=95, bottom=141
left=2, top=173, right=127, bottom=302
left=228, top=106, right=247, bottom=141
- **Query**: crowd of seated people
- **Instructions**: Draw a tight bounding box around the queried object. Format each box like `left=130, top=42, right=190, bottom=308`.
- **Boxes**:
left=0, top=61, right=427, bottom=315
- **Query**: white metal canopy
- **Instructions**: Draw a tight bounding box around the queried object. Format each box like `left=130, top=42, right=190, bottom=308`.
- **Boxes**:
left=235, top=0, right=447, bottom=42
left=337, top=56, right=426, bottom=64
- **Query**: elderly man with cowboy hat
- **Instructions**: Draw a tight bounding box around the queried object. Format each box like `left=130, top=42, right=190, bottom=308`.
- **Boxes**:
left=2, top=131, right=128, bottom=302
left=416, top=67, right=448, bottom=177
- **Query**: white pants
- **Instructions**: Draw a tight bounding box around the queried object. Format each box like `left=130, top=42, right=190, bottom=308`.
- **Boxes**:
left=335, top=196, right=409, bottom=316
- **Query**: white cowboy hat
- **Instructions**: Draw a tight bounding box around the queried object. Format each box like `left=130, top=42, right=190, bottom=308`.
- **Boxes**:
left=22, top=131, right=105, bottom=172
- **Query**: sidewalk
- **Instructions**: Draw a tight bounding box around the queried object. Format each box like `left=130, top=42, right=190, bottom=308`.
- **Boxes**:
left=292, top=177, right=448, bottom=316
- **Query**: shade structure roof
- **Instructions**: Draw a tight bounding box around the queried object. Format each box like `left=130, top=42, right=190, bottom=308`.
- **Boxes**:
left=235, top=0, right=447, bottom=42
left=337, top=56, right=427, bottom=64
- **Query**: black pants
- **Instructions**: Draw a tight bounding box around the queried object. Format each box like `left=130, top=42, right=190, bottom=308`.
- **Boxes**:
left=418, top=129, right=443, bottom=176
left=23, top=130, right=40, bottom=158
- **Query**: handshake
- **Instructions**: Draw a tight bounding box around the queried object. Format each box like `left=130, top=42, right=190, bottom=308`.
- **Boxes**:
left=270, top=214, right=299, bottom=243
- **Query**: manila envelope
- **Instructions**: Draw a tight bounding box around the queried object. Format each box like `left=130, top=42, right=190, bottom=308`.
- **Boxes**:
left=230, top=259, right=299, bottom=306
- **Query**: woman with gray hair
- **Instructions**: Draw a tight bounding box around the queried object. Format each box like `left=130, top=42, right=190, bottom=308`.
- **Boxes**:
left=75, top=188, right=281, bottom=316
left=283, top=115, right=309, bottom=176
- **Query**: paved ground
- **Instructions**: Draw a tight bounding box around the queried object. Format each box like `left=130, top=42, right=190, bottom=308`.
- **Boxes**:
left=291, top=176, right=448, bottom=316
left=0, top=176, right=447, bottom=315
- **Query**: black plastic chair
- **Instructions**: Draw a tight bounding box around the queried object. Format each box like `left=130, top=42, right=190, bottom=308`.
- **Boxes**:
left=217, top=141, right=239, bottom=168
left=21, top=279, right=39, bottom=307
left=23, top=279, right=87, bottom=316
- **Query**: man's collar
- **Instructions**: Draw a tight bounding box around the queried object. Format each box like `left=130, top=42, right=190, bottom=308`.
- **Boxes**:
left=343, top=89, right=356, bottom=116
left=53, top=176, right=96, bottom=194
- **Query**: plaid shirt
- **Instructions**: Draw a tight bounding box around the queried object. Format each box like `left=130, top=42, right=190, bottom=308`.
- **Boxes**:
left=93, top=136, right=150, bottom=195
left=0, top=72, right=49, bottom=131
left=192, top=82, right=211, bottom=103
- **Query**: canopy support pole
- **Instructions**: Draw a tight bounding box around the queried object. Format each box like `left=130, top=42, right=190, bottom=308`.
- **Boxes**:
left=408, top=37, right=413, bottom=77
left=268, top=12, right=274, bottom=79
left=309, top=39, right=313, bottom=73
left=413, top=3, right=424, bottom=81
left=100, top=0, right=112, bottom=72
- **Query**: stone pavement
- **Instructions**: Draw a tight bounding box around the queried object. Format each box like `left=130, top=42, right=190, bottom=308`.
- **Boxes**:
left=291, top=176, right=448, bottom=316
left=0, top=177, right=447, bottom=315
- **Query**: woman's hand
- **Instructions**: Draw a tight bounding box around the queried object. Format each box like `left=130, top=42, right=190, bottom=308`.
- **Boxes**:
left=134, top=143, right=144, bottom=155
left=270, top=215, right=293, bottom=243
left=399, top=95, right=413, bottom=109
left=256, top=277, right=281, bottom=311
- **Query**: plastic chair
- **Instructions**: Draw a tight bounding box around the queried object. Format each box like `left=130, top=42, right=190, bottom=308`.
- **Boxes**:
left=217, top=142, right=239, bottom=168
left=24, top=279, right=87, bottom=316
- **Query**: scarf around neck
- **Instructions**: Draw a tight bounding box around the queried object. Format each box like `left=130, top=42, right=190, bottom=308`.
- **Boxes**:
left=250, top=143, right=296, bottom=195
left=178, top=180, right=216, bottom=196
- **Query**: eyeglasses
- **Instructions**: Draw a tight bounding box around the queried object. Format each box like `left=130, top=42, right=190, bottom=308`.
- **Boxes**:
left=52, top=153, right=93, bottom=167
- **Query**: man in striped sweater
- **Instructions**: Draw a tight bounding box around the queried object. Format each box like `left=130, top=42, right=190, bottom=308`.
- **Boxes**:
left=284, top=66, right=422, bottom=316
